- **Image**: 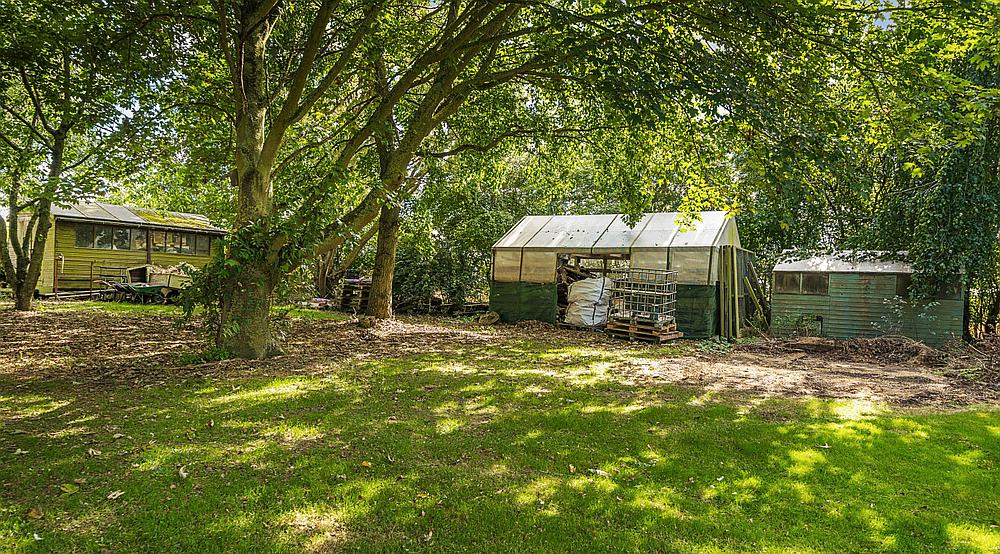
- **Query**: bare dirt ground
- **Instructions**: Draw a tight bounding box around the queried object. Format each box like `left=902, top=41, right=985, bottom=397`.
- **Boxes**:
left=1, top=303, right=997, bottom=409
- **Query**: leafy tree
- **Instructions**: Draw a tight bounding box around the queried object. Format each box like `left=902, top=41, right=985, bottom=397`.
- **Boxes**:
left=0, top=0, right=174, bottom=309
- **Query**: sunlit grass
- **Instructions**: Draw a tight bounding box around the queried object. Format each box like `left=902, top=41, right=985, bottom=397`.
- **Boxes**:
left=0, top=323, right=998, bottom=552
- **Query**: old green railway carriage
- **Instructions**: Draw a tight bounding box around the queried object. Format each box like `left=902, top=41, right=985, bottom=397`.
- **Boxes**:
left=770, top=252, right=965, bottom=346
left=9, top=202, right=225, bottom=294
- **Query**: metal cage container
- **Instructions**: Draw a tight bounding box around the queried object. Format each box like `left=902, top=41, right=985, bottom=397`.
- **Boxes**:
left=608, top=268, right=678, bottom=324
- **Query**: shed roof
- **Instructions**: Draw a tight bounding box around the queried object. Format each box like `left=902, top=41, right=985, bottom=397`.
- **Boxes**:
left=41, top=202, right=226, bottom=234
left=493, top=211, right=739, bottom=254
left=773, top=251, right=912, bottom=274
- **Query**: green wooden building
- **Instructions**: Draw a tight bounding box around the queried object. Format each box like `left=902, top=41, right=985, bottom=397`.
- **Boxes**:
left=771, top=252, right=965, bottom=346
left=489, top=211, right=753, bottom=338
left=6, top=202, right=225, bottom=294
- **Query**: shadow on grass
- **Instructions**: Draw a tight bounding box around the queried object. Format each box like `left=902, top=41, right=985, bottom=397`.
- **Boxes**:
left=1, top=343, right=998, bottom=553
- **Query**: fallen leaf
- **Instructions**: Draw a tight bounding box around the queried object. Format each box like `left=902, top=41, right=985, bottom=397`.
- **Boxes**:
left=13, top=448, right=28, bottom=455
left=817, top=443, right=832, bottom=449
left=178, top=466, right=189, bottom=479
left=33, top=533, right=42, bottom=541
left=112, top=433, right=124, bottom=440
left=59, top=483, right=79, bottom=495
left=207, top=420, right=215, bottom=428
left=569, top=464, right=576, bottom=474
left=360, top=461, right=372, bottom=468
left=107, top=490, right=124, bottom=501
left=26, top=508, right=43, bottom=520
left=87, top=448, right=102, bottom=457
left=588, top=469, right=609, bottom=477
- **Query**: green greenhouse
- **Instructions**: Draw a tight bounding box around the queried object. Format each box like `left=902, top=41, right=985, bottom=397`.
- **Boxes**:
left=770, top=252, right=965, bottom=346
left=489, top=211, right=756, bottom=338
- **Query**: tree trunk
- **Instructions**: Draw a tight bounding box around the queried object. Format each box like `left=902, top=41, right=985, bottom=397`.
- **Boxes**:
left=14, top=288, right=33, bottom=311
left=215, top=2, right=277, bottom=358
left=218, top=265, right=276, bottom=358
left=8, top=133, right=62, bottom=311
left=366, top=203, right=401, bottom=319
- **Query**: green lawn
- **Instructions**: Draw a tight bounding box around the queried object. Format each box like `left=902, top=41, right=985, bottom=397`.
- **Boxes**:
left=1, top=305, right=998, bottom=552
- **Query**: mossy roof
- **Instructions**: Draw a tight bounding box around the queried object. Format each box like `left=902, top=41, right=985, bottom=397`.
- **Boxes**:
left=50, top=202, right=225, bottom=234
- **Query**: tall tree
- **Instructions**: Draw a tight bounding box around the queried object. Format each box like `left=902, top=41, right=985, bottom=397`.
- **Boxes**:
left=178, top=0, right=880, bottom=358
left=0, top=0, right=171, bottom=309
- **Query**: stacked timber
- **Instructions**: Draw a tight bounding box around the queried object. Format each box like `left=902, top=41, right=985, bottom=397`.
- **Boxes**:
left=337, top=278, right=371, bottom=311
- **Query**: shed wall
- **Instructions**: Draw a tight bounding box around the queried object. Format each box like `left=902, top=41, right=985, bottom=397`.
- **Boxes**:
left=771, top=273, right=963, bottom=346
left=489, top=281, right=558, bottom=324
left=675, top=284, right=717, bottom=339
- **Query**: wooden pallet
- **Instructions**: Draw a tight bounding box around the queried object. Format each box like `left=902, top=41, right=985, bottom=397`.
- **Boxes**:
left=606, top=319, right=684, bottom=343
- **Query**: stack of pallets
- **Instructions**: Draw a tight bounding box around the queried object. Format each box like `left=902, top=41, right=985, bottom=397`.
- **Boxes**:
left=337, top=278, right=371, bottom=311
left=606, top=268, right=684, bottom=343
left=605, top=317, right=683, bottom=343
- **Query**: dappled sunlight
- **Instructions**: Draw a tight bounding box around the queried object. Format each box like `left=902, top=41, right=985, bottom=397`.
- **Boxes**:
left=210, top=378, right=324, bottom=406
left=3, top=306, right=1000, bottom=551
left=278, top=504, right=350, bottom=550
left=0, top=394, right=71, bottom=418
left=788, top=481, right=815, bottom=504
left=435, top=417, right=465, bottom=434
left=515, top=476, right=562, bottom=507
left=629, top=488, right=686, bottom=519
left=578, top=402, right=648, bottom=415
left=948, top=523, right=1000, bottom=553
left=948, top=449, right=985, bottom=467
left=855, top=506, right=897, bottom=549
left=688, top=390, right=718, bottom=407
left=787, top=449, right=828, bottom=477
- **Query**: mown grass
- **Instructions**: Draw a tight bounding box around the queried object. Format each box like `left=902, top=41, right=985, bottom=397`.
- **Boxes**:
left=33, top=300, right=348, bottom=322
left=1, top=311, right=998, bottom=552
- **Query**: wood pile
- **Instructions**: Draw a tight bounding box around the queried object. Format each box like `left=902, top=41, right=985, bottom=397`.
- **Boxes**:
left=557, top=264, right=596, bottom=321
left=337, top=278, right=371, bottom=311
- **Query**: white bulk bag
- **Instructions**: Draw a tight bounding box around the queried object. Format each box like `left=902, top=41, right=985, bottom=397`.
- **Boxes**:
left=565, top=277, right=613, bottom=327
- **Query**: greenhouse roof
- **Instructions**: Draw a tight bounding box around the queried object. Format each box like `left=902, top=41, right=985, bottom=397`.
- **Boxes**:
left=773, top=251, right=913, bottom=274
left=493, top=211, right=740, bottom=253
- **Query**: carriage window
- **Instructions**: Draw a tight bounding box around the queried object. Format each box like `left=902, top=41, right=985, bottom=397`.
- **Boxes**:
left=165, top=232, right=181, bottom=253
left=112, top=227, right=130, bottom=250
left=131, top=228, right=147, bottom=251
left=195, top=235, right=211, bottom=255
left=75, top=224, right=95, bottom=248
left=774, top=272, right=801, bottom=293
left=95, top=226, right=114, bottom=249
left=180, top=233, right=194, bottom=254
left=151, top=230, right=166, bottom=252
left=801, top=272, right=829, bottom=295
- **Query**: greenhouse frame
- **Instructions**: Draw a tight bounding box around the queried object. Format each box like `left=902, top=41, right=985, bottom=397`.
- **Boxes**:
left=489, top=211, right=756, bottom=338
